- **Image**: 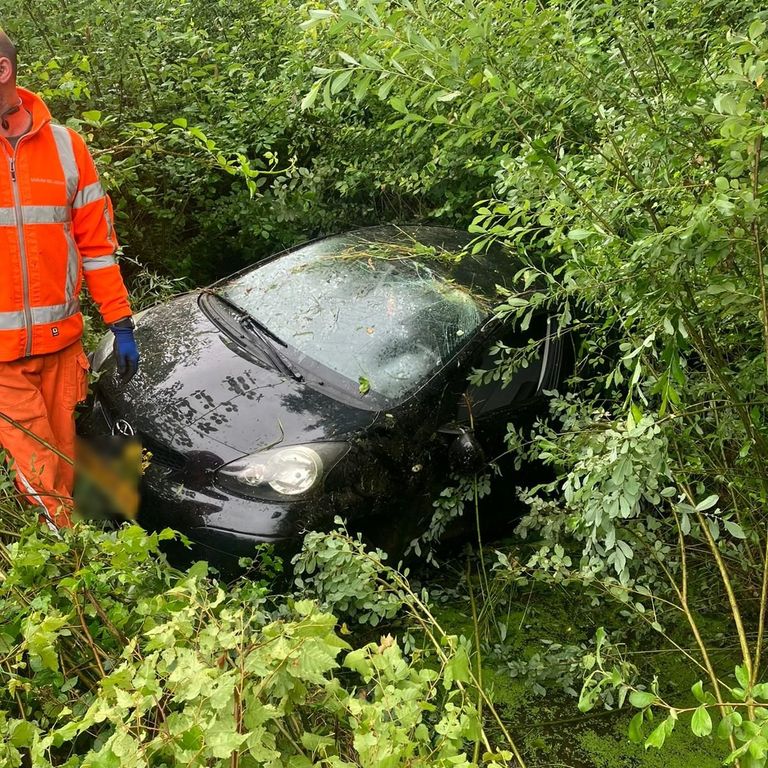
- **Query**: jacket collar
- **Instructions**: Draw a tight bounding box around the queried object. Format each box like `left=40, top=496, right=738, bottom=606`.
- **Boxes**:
left=17, top=86, right=52, bottom=135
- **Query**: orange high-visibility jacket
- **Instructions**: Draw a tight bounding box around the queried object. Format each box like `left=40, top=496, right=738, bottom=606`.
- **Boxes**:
left=0, top=88, right=131, bottom=362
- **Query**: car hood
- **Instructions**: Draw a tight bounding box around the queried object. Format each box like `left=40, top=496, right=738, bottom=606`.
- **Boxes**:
left=96, top=292, right=379, bottom=457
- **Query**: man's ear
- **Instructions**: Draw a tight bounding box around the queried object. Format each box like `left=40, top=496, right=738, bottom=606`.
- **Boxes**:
left=0, top=56, right=12, bottom=86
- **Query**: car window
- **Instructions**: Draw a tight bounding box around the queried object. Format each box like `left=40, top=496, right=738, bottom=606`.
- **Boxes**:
left=458, top=316, right=567, bottom=423
left=221, top=235, right=489, bottom=401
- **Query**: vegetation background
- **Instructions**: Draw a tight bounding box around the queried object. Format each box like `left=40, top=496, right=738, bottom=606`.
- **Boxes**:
left=1, top=0, right=768, bottom=766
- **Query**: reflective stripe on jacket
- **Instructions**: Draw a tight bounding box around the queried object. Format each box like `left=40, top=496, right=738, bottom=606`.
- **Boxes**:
left=0, top=88, right=131, bottom=362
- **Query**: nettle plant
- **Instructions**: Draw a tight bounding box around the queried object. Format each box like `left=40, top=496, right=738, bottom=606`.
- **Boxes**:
left=301, top=1, right=768, bottom=763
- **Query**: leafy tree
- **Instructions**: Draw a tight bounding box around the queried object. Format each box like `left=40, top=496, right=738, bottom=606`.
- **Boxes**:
left=5, top=0, right=481, bottom=285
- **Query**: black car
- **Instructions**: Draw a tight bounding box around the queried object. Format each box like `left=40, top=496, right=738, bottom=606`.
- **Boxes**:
left=79, top=226, right=569, bottom=563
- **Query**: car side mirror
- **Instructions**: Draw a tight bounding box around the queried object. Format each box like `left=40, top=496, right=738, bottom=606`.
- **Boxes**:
left=448, top=428, right=486, bottom=473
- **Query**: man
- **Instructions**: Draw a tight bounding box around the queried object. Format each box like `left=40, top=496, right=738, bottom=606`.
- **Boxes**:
left=0, top=30, right=139, bottom=529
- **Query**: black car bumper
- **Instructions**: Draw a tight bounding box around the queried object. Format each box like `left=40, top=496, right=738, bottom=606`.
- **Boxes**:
left=77, top=394, right=309, bottom=561
left=140, top=460, right=307, bottom=548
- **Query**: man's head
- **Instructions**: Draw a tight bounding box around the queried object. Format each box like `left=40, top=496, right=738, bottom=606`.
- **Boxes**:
left=0, top=29, right=17, bottom=90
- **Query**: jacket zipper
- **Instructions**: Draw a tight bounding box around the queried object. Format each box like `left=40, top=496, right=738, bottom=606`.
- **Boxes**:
left=8, top=154, right=34, bottom=357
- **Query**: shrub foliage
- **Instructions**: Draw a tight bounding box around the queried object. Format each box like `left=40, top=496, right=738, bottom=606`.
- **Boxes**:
left=4, top=0, right=768, bottom=764
left=0, top=524, right=495, bottom=767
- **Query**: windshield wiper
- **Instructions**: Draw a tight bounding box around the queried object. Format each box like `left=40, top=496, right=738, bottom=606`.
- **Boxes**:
left=239, top=315, right=303, bottom=382
left=201, top=289, right=247, bottom=318
left=203, top=290, right=289, bottom=345
left=240, top=313, right=289, bottom=348
left=202, top=290, right=303, bottom=382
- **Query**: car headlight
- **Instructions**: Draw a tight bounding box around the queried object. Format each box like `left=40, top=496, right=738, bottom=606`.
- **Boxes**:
left=216, top=442, right=349, bottom=500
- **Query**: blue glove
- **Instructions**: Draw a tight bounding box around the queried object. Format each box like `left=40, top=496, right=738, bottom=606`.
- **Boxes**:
left=110, top=318, right=140, bottom=381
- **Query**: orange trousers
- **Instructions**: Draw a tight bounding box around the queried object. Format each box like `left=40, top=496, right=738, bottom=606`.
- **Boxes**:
left=0, top=341, right=89, bottom=528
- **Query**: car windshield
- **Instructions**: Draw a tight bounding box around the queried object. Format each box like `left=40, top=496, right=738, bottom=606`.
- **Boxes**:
left=220, top=229, right=493, bottom=401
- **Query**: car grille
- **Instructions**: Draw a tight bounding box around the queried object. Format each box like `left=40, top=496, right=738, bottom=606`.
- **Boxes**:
left=140, top=433, right=187, bottom=471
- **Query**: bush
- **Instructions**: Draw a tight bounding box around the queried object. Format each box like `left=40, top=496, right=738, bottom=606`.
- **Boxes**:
left=0, top=520, right=507, bottom=767
left=298, top=0, right=768, bottom=761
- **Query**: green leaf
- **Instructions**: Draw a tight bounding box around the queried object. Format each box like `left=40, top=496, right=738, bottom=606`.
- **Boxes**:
left=628, top=711, right=644, bottom=743
left=301, top=731, right=335, bottom=753
left=735, top=664, right=750, bottom=689
left=389, top=96, right=408, bottom=113
left=578, top=678, right=600, bottom=713
left=344, top=647, right=373, bottom=678
left=10, top=719, right=37, bottom=748
left=358, top=376, right=370, bottom=395
left=714, top=93, right=739, bottom=115
left=377, top=78, right=394, bottom=100
left=208, top=674, right=237, bottom=710
left=301, top=7, right=335, bottom=28
left=301, top=82, right=322, bottom=111
left=108, top=731, right=141, bottom=761
left=717, top=712, right=735, bottom=740
left=752, top=683, right=768, bottom=700
left=322, top=77, right=333, bottom=109
left=749, top=20, right=766, bottom=40
left=331, top=70, right=353, bottom=95
left=645, top=715, right=676, bottom=750
left=443, top=645, right=471, bottom=689
left=206, top=722, right=247, bottom=759
left=695, top=495, right=719, bottom=512
left=23, top=612, right=67, bottom=672
left=360, top=53, right=382, bottom=70
left=294, top=641, right=340, bottom=682
left=724, top=520, right=747, bottom=539
left=353, top=72, right=372, bottom=102
left=629, top=690, right=656, bottom=709
left=338, top=51, right=360, bottom=66
left=691, top=705, right=712, bottom=737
